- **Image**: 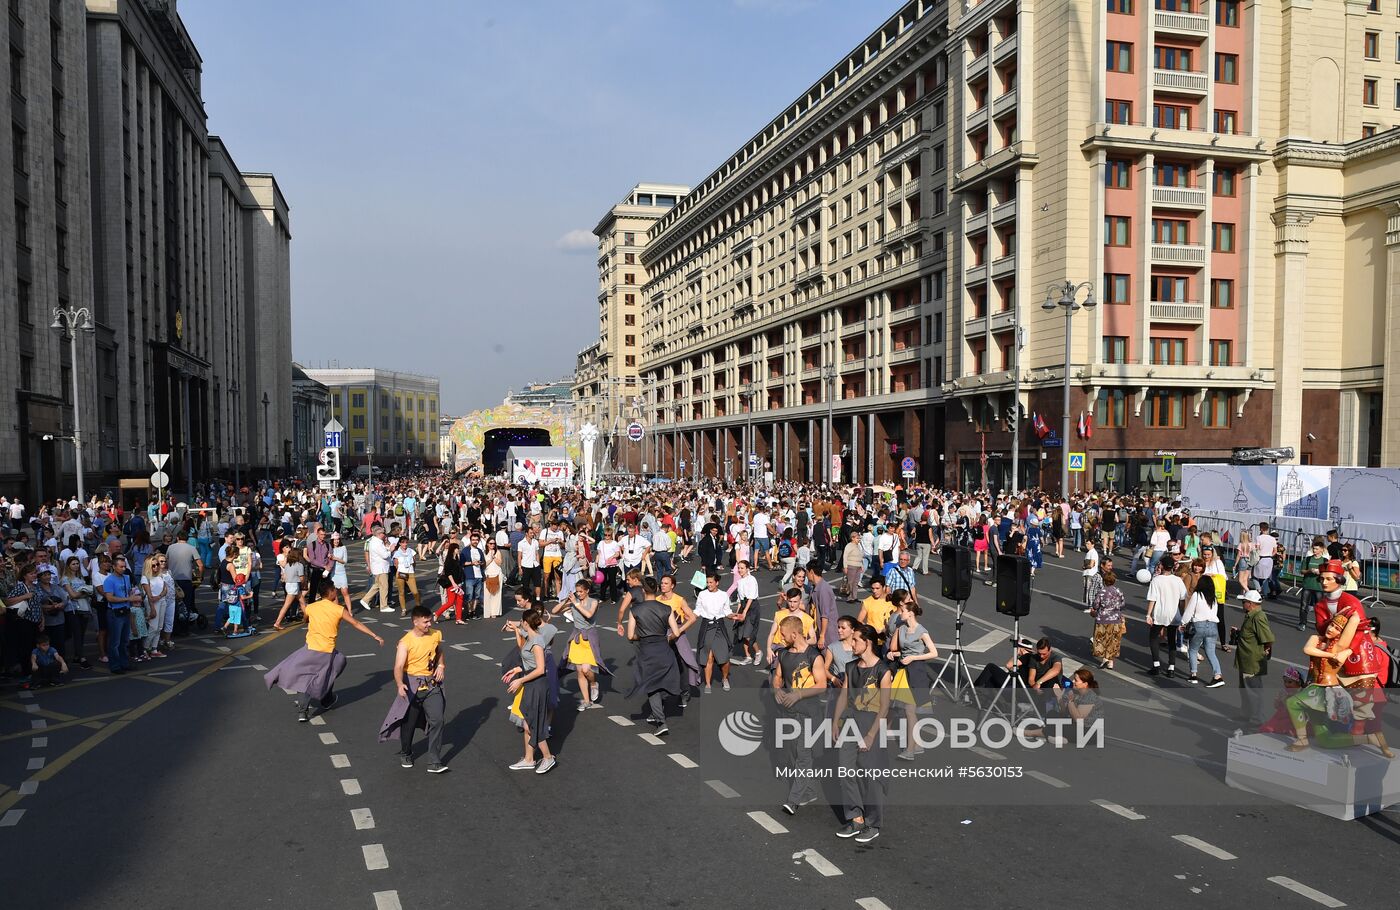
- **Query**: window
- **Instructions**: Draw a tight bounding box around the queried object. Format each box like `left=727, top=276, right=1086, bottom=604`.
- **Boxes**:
left=1213, top=167, right=1237, bottom=196
left=1105, top=215, right=1132, bottom=246
left=9, top=48, right=22, bottom=99
left=1209, top=339, right=1234, bottom=366
left=1203, top=391, right=1232, bottom=428
left=624, top=272, right=636, bottom=284
left=624, top=232, right=635, bottom=245
left=1213, top=109, right=1238, bottom=133
left=351, top=393, right=365, bottom=408
left=624, top=313, right=635, bottom=326
left=1152, top=275, right=1189, bottom=301
left=1395, top=81, right=1400, bottom=109
left=1364, top=78, right=1378, bottom=106
left=1106, top=158, right=1132, bottom=188
left=1097, top=389, right=1128, bottom=427
left=624, top=334, right=635, bottom=347
left=12, top=123, right=27, bottom=174
left=972, top=347, right=985, bottom=375
left=1154, top=162, right=1191, bottom=187
left=625, top=355, right=636, bottom=367
left=624, top=292, right=636, bottom=305
left=1152, top=218, right=1190, bottom=244
left=1107, top=41, right=1134, bottom=73
left=1150, top=337, right=1187, bottom=365
left=1153, top=47, right=1193, bottom=71
left=1211, top=278, right=1234, bottom=309
left=624, top=253, right=635, bottom=265
left=1107, top=0, right=1132, bottom=11
left=1156, top=0, right=1194, bottom=9
left=1105, top=273, right=1131, bottom=304
left=1216, top=0, right=1239, bottom=25
left=14, top=200, right=28, bottom=248
left=56, top=228, right=68, bottom=268
left=1366, top=31, right=1380, bottom=59
left=1363, top=123, right=1378, bottom=138
left=1214, top=53, right=1239, bottom=83
left=1154, top=103, right=1191, bottom=129
left=1212, top=223, right=1236, bottom=252
left=1146, top=391, right=1186, bottom=427
left=1103, top=336, right=1128, bottom=363
left=1106, top=99, right=1133, bottom=124
left=352, top=415, right=366, bottom=430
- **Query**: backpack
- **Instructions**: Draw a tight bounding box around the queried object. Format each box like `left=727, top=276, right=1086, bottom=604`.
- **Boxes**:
left=778, top=539, right=793, bottom=558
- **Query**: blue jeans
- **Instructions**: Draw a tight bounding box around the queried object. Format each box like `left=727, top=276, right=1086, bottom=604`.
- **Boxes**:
left=652, top=552, right=673, bottom=579
left=1147, top=551, right=1165, bottom=574
left=108, top=611, right=132, bottom=670
left=461, top=579, right=482, bottom=604
left=1187, top=620, right=1221, bottom=678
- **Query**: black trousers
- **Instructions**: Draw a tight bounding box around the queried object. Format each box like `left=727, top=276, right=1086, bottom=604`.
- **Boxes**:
left=1148, top=623, right=1179, bottom=667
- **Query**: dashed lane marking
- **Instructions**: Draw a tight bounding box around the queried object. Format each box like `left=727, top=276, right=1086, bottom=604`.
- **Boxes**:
left=1267, top=876, right=1346, bottom=908
left=18, top=781, right=38, bottom=796
left=30, top=737, right=47, bottom=748
left=346, top=653, right=375, bottom=659
left=638, top=733, right=665, bottom=745
left=362, top=843, right=389, bottom=870
left=450, top=643, right=471, bottom=651
left=1092, top=799, right=1146, bottom=820
left=706, top=779, right=741, bottom=798
left=373, top=891, right=402, bottom=910
left=474, top=653, right=494, bottom=661
left=795, top=848, right=843, bottom=877
left=310, top=716, right=327, bottom=726
left=340, top=778, right=362, bottom=796
left=17, top=691, right=33, bottom=700
left=351, top=808, right=375, bottom=830
left=318, top=732, right=339, bottom=745
left=1172, top=835, right=1237, bottom=861
left=608, top=716, right=635, bottom=727
left=747, top=810, right=788, bottom=834
left=331, top=754, right=351, bottom=769
left=216, top=646, right=231, bottom=653
left=0, top=809, right=25, bottom=827
left=252, top=664, right=267, bottom=671
left=668, top=753, right=698, bottom=769
left=30, top=719, right=46, bottom=729
left=1026, top=770, right=1069, bottom=789
left=856, top=899, right=893, bottom=910
left=148, top=670, right=186, bottom=677
left=24, top=705, right=39, bottom=713
left=26, top=757, right=45, bottom=771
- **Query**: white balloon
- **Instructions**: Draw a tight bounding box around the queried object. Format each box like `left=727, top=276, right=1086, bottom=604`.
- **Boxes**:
left=1136, top=568, right=1152, bottom=584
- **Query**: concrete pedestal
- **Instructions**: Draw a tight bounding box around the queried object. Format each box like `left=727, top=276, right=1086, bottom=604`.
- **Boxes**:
left=1225, top=733, right=1400, bottom=820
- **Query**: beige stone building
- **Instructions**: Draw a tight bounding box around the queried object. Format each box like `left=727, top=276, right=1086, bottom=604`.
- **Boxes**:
left=576, top=0, right=1400, bottom=491
left=573, top=182, right=689, bottom=474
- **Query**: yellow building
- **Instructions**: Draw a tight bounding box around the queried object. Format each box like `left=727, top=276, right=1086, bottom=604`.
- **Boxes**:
left=303, top=368, right=441, bottom=468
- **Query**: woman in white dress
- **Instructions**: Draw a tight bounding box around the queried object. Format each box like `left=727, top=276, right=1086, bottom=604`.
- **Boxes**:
left=482, top=538, right=504, bottom=619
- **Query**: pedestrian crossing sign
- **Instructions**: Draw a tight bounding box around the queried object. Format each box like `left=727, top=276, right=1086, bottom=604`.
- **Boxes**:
left=1067, top=452, right=1086, bottom=472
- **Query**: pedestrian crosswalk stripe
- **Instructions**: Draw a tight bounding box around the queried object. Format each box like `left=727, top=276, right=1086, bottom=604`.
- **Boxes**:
left=1173, top=834, right=1236, bottom=860
left=340, top=778, right=361, bottom=796
left=795, top=848, right=842, bottom=877
left=609, top=716, right=635, bottom=727
left=1266, top=876, right=1345, bottom=908
left=706, top=779, right=741, bottom=799
left=362, top=843, right=389, bottom=870
left=638, top=733, right=665, bottom=745
left=352, top=808, right=375, bottom=830
left=372, top=891, right=402, bottom=910
left=747, top=811, right=787, bottom=834
left=668, top=753, right=697, bottom=769
left=1092, top=799, right=1145, bottom=820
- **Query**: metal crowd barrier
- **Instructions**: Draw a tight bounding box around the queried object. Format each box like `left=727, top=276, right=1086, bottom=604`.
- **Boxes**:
left=1356, top=539, right=1400, bottom=610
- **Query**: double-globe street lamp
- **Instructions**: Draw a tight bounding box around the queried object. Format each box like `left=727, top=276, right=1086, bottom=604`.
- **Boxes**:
left=1042, top=280, right=1096, bottom=497
left=739, top=380, right=756, bottom=485
left=50, top=306, right=95, bottom=504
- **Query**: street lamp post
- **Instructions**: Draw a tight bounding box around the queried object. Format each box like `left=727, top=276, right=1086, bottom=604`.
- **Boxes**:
left=261, top=392, right=271, bottom=484
left=821, top=364, right=836, bottom=484
left=1042, top=280, right=1097, bottom=497
left=740, top=381, right=755, bottom=486
left=231, top=380, right=241, bottom=493
left=50, top=306, right=94, bottom=505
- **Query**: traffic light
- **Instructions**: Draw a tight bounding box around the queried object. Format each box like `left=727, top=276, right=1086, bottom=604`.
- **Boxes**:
left=316, top=447, right=341, bottom=483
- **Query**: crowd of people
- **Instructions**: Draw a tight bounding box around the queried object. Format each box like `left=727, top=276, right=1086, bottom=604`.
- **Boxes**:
left=3, top=473, right=1396, bottom=840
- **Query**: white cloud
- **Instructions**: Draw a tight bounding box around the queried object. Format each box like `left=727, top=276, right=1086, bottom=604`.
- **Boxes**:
left=555, top=229, right=596, bottom=253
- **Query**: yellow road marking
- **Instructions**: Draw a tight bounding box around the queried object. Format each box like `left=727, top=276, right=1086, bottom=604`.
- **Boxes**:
left=0, top=711, right=127, bottom=743
left=0, top=702, right=78, bottom=722
left=0, top=628, right=293, bottom=815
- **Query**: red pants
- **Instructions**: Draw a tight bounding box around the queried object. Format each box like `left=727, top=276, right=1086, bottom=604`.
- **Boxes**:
left=435, top=587, right=462, bottom=621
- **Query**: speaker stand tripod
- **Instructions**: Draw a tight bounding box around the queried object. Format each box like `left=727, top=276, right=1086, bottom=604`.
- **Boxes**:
left=931, top=598, right=981, bottom=710
left=977, top=617, right=1045, bottom=727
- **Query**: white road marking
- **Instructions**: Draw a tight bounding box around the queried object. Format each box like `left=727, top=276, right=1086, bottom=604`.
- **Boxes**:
left=318, top=732, right=339, bottom=745
left=281, top=687, right=296, bottom=695
left=0, top=809, right=25, bottom=827
left=18, top=691, right=33, bottom=699
left=340, top=778, right=362, bottom=796
left=856, top=899, right=894, bottom=910
left=747, top=810, right=788, bottom=834
left=351, top=808, right=375, bottom=830
left=1172, top=834, right=1237, bottom=861
left=31, top=737, right=47, bottom=748
left=638, top=733, right=665, bottom=745
left=1092, top=799, right=1146, bottom=820
left=219, top=664, right=256, bottom=671
left=1267, top=876, right=1346, bottom=908
left=1026, top=770, right=1069, bottom=789
left=362, top=843, right=389, bottom=870
left=252, top=663, right=268, bottom=671
left=310, top=716, right=327, bottom=727
left=235, top=654, right=250, bottom=661
left=24, top=704, right=39, bottom=713
left=466, top=641, right=481, bottom=644
left=373, top=891, right=403, bottom=910
left=608, top=716, right=635, bottom=727
left=30, top=719, right=45, bottom=729
left=26, top=757, right=45, bottom=771
left=450, top=643, right=471, bottom=651
left=961, top=630, right=1007, bottom=653
left=381, top=622, right=399, bottom=628
left=19, top=781, right=38, bottom=795
left=705, top=779, right=741, bottom=798
left=345, top=653, right=375, bottom=659
left=217, top=645, right=231, bottom=652
left=969, top=746, right=1004, bottom=761
left=668, top=753, right=698, bottom=769
left=331, top=754, right=351, bottom=769
left=795, top=848, right=843, bottom=877
left=474, top=653, right=494, bottom=661
left=149, top=669, right=187, bottom=677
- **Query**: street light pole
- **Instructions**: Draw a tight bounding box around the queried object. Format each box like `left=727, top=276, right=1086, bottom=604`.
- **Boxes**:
left=740, top=380, right=755, bottom=486
left=50, top=306, right=94, bottom=505
left=261, top=392, right=271, bottom=484
left=822, top=364, right=836, bottom=484
left=231, top=380, right=241, bottom=493
left=1042, top=280, right=1097, bottom=497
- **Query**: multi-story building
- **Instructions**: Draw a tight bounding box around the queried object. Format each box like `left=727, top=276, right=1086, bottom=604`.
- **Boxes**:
left=306, top=368, right=441, bottom=468
left=0, top=0, right=293, bottom=503
left=637, top=3, right=951, bottom=484
left=943, top=0, right=1400, bottom=492
left=506, top=378, right=574, bottom=413
left=291, top=364, right=331, bottom=478
left=573, top=182, right=689, bottom=473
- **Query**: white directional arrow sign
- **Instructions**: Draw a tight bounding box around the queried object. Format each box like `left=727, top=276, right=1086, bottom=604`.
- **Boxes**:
left=324, top=418, right=344, bottom=434
left=149, top=453, right=170, bottom=470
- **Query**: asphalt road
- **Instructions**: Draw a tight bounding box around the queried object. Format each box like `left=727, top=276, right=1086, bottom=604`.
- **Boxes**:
left=1, top=540, right=1395, bottom=910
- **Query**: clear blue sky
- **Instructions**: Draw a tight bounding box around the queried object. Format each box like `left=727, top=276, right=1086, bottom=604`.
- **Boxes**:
left=181, top=0, right=898, bottom=413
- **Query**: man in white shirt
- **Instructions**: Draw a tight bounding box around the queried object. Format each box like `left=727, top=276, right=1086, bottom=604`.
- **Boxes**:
left=517, top=527, right=543, bottom=601
left=620, top=524, right=650, bottom=577
left=360, top=525, right=396, bottom=612
left=1145, top=558, right=1188, bottom=677
left=751, top=509, right=771, bottom=562
left=694, top=572, right=736, bottom=692
left=1253, top=522, right=1279, bottom=598
left=649, top=523, right=674, bottom=579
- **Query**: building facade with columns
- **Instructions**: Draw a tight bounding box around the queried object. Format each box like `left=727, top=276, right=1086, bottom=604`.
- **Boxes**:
left=305, top=368, right=441, bottom=469
left=637, top=2, right=952, bottom=485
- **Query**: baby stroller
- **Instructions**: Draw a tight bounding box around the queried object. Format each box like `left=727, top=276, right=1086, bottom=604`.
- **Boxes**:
left=174, top=595, right=208, bottom=635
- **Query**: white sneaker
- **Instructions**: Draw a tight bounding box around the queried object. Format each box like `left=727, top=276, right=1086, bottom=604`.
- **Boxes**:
left=359, top=599, right=370, bottom=610
left=591, top=683, right=599, bottom=702
left=535, top=756, right=557, bottom=774
left=508, top=759, right=537, bottom=771
left=722, top=679, right=731, bottom=691
left=379, top=606, right=394, bottom=613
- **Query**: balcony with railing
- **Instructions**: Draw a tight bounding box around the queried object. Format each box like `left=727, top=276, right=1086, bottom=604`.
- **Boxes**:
left=889, top=304, right=921, bottom=326
left=993, top=31, right=1018, bottom=64
left=966, top=207, right=988, bottom=234
left=967, top=50, right=989, bottom=81
left=967, top=103, right=989, bottom=133
left=1152, top=185, right=1207, bottom=209
left=1147, top=301, right=1206, bottom=324
left=1154, top=9, right=1209, bottom=37
left=841, top=356, right=867, bottom=373
left=1150, top=243, right=1207, bottom=266
left=966, top=262, right=988, bottom=285
left=991, top=87, right=1018, bottom=120
left=990, top=254, right=1016, bottom=279
left=991, top=198, right=1017, bottom=224
left=889, top=346, right=921, bottom=365
left=841, top=320, right=866, bottom=338
left=1153, top=68, right=1209, bottom=95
